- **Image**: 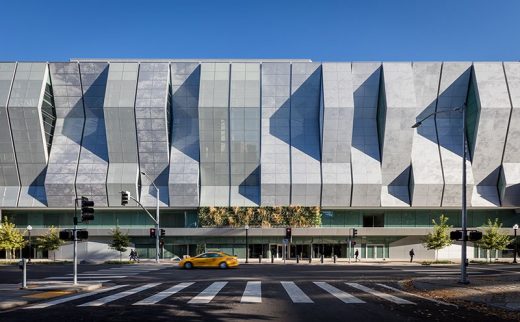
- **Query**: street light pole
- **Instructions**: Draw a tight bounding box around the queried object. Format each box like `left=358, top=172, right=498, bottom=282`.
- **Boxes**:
left=141, top=171, right=160, bottom=263
left=412, top=104, right=469, bottom=284
left=245, top=225, right=249, bottom=263
left=26, top=225, right=32, bottom=262
left=514, top=224, right=518, bottom=264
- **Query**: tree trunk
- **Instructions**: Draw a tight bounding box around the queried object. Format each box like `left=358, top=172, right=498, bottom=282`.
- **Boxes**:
left=487, top=249, right=490, bottom=263
left=120, top=251, right=122, bottom=262
left=435, top=249, right=438, bottom=262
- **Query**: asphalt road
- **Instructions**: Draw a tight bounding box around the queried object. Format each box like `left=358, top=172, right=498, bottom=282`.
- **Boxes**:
left=1, top=262, right=519, bottom=322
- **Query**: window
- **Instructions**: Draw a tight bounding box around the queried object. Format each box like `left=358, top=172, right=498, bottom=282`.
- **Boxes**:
left=363, top=214, right=384, bottom=227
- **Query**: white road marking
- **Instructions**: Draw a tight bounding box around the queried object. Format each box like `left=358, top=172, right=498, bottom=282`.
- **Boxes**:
left=78, top=283, right=161, bottom=306
left=280, top=281, right=313, bottom=303
left=133, top=282, right=194, bottom=305
left=314, top=282, right=364, bottom=304
left=188, top=282, right=228, bottom=304
left=376, top=283, right=457, bottom=308
left=241, top=281, right=262, bottom=303
left=346, top=283, right=415, bottom=305
left=25, top=285, right=128, bottom=309
left=45, top=276, right=126, bottom=280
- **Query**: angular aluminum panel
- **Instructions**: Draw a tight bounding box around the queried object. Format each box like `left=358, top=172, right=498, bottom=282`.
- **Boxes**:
left=45, top=63, right=84, bottom=207
left=351, top=63, right=382, bottom=206
left=8, top=62, right=49, bottom=207
left=500, top=62, right=520, bottom=206
left=0, top=63, right=19, bottom=206
left=104, top=63, right=139, bottom=207
left=260, top=62, right=291, bottom=206
left=229, top=63, right=260, bottom=206
left=198, top=63, right=230, bottom=206
left=320, top=62, right=353, bottom=207
left=436, top=62, right=474, bottom=207
left=76, top=62, right=110, bottom=206
left=135, top=63, right=170, bottom=207
left=169, top=63, right=201, bottom=207
left=410, top=62, right=444, bottom=207
left=290, top=62, right=322, bottom=206
left=469, top=63, right=512, bottom=207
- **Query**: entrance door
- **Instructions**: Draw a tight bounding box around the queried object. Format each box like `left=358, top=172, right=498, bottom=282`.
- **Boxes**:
left=366, top=244, right=385, bottom=259
left=270, top=244, right=284, bottom=259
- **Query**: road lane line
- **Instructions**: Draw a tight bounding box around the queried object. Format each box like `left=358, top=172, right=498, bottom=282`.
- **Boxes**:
left=25, top=285, right=128, bottom=309
left=280, top=281, right=313, bottom=303
left=78, top=283, right=161, bottom=306
left=188, top=282, right=228, bottom=304
left=241, top=281, right=262, bottom=303
left=346, top=283, right=415, bottom=305
left=133, top=282, right=194, bottom=305
left=314, top=282, right=365, bottom=304
left=376, top=283, right=457, bottom=308
left=45, top=276, right=127, bottom=280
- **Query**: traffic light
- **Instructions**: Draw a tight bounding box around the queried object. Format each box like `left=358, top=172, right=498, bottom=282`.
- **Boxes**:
left=81, top=197, right=95, bottom=222
left=160, top=229, right=166, bottom=237
left=150, top=228, right=156, bottom=238
left=285, top=227, right=292, bottom=239
left=352, top=228, right=358, bottom=238
left=450, top=230, right=463, bottom=240
left=59, top=230, right=73, bottom=240
left=351, top=241, right=357, bottom=246
left=121, top=191, right=130, bottom=206
left=76, top=230, right=89, bottom=240
left=469, top=231, right=483, bottom=241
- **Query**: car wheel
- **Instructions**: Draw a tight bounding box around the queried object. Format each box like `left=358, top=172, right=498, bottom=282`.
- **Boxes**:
left=184, top=262, right=193, bottom=269
left=219, top=262, right=228, bottom=269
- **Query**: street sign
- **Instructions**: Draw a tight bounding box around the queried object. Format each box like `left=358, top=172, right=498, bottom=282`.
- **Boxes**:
left=283, top=238, right=289, bottom=244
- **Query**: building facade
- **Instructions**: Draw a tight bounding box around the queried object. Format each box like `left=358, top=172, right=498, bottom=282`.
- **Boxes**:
left=1, top=59, right=519, bottom=261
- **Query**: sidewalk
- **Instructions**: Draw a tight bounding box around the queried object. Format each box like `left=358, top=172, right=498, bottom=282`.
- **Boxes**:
left=0, top=282, right=102, bottom=311
left=402, top=274, right=520, bottom=320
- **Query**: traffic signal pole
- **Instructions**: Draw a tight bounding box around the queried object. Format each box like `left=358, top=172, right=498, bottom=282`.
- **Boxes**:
left=73, top=198, right=78, bottom=285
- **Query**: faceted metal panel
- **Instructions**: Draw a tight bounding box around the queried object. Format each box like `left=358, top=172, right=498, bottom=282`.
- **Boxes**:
left=169, top=63, right=201, bottom=207
left=290, top=62, right=322, bottom=206
left=229, top=63, right=260, bottom=206
left=198, top=63, right=230, bottom=206
left=45, top=63, right=84, bottom=207
left=260, top=62, right=291, bottom=206
left=320, top=62, right=353, bottom=207
left=76, top=62, right=109, bottom=206
left=0, top=63, right=20, bottom=206
left=104, top=63, right=139, bottom=206
left=436, top=62, right=474, bottom=207
left=350, top=63, right=382, bottom=206
left=410, top=62, right=444, bottom=207
left=8, top=62, right=49, bottom=207
left=135, top=63, right=170, bottom=207
left=469, top=63, right=511, bottom=207
left=501, top=62, right=520, bottom=206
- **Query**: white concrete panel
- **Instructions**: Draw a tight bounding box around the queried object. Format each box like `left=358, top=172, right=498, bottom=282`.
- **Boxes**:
left=410, top=62, right=444, bottom=206
left=436, top=62, right=475, bottom=207
left=351, top=62, right=382, bottom=206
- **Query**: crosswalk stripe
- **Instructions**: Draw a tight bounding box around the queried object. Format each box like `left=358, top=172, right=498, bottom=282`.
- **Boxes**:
left=376, top=283, right=455, bottom=307
left=346, top=283, right=415, bottom=305
left=314, top=282, right=364, bottom=304
left=25, top=285, right=128, bottom=309
left=188, top=282, right=228, bottom=304
left=78, top=283, right=161, bottom=307
left=241, top=281, right=261, bottom=303
left=280, top=281, right=313, bottom=303
left=133, top=282, right=194, bottom=305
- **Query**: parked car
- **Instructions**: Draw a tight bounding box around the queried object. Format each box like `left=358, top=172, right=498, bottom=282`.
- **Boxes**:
left=179, top=252, right=239, bottom=269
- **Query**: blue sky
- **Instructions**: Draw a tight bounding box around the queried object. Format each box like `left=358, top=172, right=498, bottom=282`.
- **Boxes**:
left=1, top=0, right=519, bottom=61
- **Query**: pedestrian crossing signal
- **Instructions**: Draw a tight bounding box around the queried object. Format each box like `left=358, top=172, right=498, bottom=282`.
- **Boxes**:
left=285, top=227, right=292, bottom=239
left=150, top=228, right=156, bottom=238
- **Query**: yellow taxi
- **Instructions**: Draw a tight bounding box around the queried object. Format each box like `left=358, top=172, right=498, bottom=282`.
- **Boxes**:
left=179, top=252, right=239, bottom=269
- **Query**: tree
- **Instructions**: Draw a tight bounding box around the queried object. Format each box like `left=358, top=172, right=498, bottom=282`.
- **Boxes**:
left=35, top=226, right=63, bottom=261
left=423, top=214, right=452, bottom=261
left=0, top=218, right=26, bottom=261
left=478, top=218, right=512, bottom=262
left=109, top=227, right=130, bottom=262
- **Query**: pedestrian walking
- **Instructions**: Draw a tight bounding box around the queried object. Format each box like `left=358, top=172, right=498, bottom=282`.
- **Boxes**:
left=354, top=250, right=359, bottom=262
left=409, top=249, right=415, bottom=263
